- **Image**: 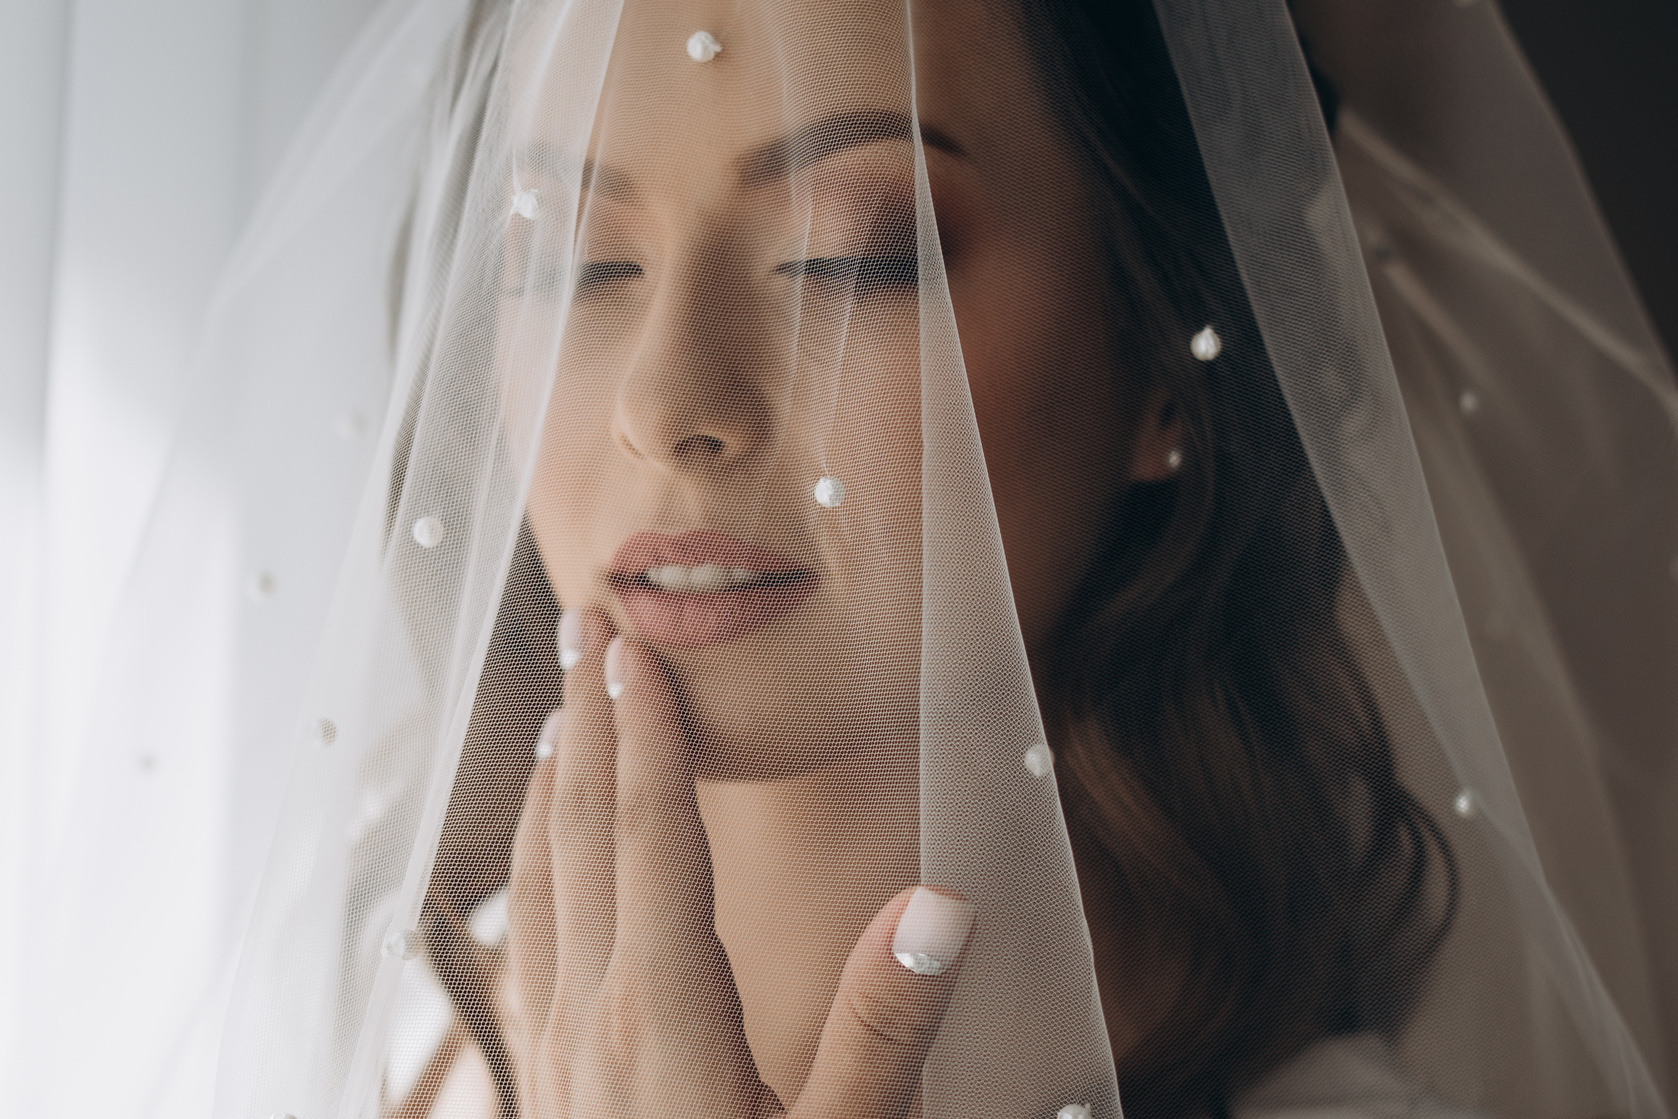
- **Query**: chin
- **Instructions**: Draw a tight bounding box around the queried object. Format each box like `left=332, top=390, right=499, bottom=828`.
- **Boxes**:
left=667, top=622, right=922, bottom=782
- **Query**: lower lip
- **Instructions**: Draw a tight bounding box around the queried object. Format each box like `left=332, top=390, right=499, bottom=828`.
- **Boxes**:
left=610, top=578, right=819, bottom=648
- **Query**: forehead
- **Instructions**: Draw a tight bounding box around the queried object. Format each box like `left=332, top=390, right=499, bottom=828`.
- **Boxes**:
left=510, top=0, right=917, bottom=190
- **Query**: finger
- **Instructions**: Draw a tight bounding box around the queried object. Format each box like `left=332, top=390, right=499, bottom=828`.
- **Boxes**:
left=579, top=637, right=769, bottom=1116
left=546, top=609, right=618, bottom=1003
left=507, top=708, right=561, bottom=1050
left=790, top=886, right=975, bottom=1119
left=604, top=636, right=718, bottom=959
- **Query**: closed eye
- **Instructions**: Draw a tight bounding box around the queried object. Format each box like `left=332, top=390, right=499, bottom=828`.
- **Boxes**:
left=577, top=260, right=643, bottom=289
left=775, top=254, right=918, bottom=295
left=502, top=258, right=642, bottom=299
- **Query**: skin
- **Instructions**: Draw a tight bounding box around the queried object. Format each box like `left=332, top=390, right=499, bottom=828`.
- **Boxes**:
left=506, top=0, right=1181, bottom=1112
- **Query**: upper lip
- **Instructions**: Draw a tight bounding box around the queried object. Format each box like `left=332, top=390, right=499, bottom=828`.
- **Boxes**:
left=607, top=529, right=811, bottom=587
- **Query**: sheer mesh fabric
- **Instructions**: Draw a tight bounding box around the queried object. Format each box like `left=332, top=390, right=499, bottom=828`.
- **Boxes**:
left=54, top=0, right=1665, bottom=1117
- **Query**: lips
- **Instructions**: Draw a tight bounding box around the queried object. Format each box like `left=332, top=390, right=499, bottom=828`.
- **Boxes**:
left=607, top=529, right=819, bottom=648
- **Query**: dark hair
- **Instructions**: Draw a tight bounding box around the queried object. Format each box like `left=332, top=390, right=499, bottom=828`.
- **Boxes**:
left=1015, top=0, right=1455, bottom=1114
left=404, top=3, right=1456, bottom=1117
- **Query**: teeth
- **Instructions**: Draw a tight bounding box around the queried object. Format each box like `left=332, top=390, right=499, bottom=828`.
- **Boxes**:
left=643, top=564, right=762, bottom=592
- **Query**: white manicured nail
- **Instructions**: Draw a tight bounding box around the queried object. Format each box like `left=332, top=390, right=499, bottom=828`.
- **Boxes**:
left=891, top=887, right=974, bottom=976
left=604, top=637, right=626, bottom=700
left=558, top=610, right=583, bottom=670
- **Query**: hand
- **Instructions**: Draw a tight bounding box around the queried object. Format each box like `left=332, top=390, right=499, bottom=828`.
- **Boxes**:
left=506, top=611, right=976, bottom=1118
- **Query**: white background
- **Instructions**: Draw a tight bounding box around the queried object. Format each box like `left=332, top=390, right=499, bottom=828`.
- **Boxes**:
left=1, top=0, right=381, bottom=1112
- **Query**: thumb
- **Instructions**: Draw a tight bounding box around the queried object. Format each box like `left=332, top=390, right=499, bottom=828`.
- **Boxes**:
left=789, top=886, right=976, bottom=1119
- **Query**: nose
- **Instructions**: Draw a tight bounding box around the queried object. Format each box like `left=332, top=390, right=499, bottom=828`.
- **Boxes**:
left=612, top=252, right=774, bottom=473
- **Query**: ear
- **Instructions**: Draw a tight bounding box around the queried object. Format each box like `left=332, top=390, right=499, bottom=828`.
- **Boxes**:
left=1128, top=386, right=1185, bottom=482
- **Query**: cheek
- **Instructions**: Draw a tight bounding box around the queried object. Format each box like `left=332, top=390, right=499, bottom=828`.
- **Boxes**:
left=670, top=320, right=926, bottom=772
left=945, top=230, right=1132, bottom=650
left=521, top=330, right=633, bottom=609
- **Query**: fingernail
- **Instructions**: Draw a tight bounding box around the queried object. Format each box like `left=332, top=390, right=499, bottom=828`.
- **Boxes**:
left=891, top=887, right=975, bottom=976
left=534, top=708, right=563, bottom=760
left=558, top=610, right=583, bottom=670
left=604, top=636, right=626, bottom=700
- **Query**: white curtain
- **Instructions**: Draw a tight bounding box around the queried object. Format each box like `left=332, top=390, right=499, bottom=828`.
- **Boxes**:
left=0, top=0, right=382, bottom=1113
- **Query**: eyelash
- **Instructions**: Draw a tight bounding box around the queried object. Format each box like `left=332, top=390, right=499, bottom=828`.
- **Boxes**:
left=501, top=259, right=643, bottom=298
left=577, top=260, right=643, bottom=289
left=775, top=254, right=919, bottom=294
left=503, top=255, right=919, bottom=299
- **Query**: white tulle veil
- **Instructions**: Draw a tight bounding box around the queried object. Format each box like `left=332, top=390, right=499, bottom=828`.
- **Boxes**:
left=15, top=0, right=1677, bottom=1117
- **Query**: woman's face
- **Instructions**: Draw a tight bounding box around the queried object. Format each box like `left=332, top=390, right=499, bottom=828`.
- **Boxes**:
left=511, top=0, right=1153, bottom=1095
left=519, top=0, right=1138, bottom=770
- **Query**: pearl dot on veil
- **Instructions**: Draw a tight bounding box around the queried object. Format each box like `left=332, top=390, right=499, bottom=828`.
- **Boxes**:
left=412, top=516, right=445, bottom=549
left=813, top=475, right=845, bottom=508
left=686, top=30, right=722, bottom=62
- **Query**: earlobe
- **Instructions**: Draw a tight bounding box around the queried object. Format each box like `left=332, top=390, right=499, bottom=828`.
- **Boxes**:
left=1128, top=390, right=1185, bottom=482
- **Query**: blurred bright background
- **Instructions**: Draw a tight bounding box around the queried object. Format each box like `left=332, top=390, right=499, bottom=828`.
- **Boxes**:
left=1, top=1, right=385, bottom=1113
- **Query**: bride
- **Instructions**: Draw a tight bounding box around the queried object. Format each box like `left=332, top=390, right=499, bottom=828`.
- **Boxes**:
left=198, top=0, right=1678, bottom=1116
left=452, top=0, right=1459, bottom=1115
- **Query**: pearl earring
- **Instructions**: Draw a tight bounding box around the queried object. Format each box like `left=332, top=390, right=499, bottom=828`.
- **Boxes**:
left=1190, top=325, right=1222, bottom=362
left=1166, top=447, right=1184, bottom=473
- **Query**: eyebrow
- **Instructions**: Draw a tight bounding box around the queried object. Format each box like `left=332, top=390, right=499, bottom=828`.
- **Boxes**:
left=514, top=110, right=965, bottom=199
left=737, top=108, right=966, bottom=186
left=516, top=141, right=639, bottom=201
